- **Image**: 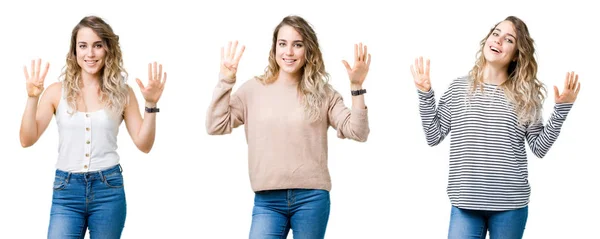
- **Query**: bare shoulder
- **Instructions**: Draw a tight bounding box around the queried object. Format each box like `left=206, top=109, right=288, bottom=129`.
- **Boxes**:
left=45, top=81, right=62, bottom=94
left=121, top=83, right=138, bottom=99
left=123, top=83, right=139, bottom=106
left=43, top=81, right=63, bottom=106
left=33, top=81, right=63, bottom=112
left=124, top=83, right=135, bottom=93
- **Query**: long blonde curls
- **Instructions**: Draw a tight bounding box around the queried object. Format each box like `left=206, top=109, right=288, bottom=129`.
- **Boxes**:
left=61, top=16, right=129, bottom=117
left=469, top=16, right=546, bottom=125
left=256, top=15, right=332, bottom=122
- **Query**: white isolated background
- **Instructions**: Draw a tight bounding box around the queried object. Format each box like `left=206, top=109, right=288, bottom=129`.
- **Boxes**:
left=0, top=0, right=598, bottom=238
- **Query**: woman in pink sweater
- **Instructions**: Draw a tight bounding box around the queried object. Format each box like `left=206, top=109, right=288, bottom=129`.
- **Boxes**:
left=206, top=15, right=371, bottom=238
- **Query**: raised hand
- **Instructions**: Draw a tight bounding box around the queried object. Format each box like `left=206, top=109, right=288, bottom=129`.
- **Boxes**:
left=220, top=40, right=245, bottom=80
left=410, top=56, right=431, bottom=92
left=136, top=62, right=167, bottom=104
left=554, top=71, right=581, bottom=104
left=342, top=42, right=371, bottom=87
left=23, top=59, right=50, bottom=97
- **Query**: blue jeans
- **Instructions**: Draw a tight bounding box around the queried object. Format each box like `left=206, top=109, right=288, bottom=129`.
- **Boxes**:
left=448, top=205, right=528, bottom=239
left=249, top=189, right=330, bottom=239
left=47, top=164, right=127, bottom=239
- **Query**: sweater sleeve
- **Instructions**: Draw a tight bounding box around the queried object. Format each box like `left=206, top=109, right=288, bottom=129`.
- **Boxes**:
left=205, top=74, right=247, bottom=135
left=525, top=103, right=574, bottom=158
left=417, top=83, right=452, bottom=146
left=327, top=89, right=370, bottom=142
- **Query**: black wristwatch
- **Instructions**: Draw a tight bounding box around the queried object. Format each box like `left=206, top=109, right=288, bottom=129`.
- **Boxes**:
left=351, top=89, right=367, bottom=96
left=145, top=107, right=160, bottom=113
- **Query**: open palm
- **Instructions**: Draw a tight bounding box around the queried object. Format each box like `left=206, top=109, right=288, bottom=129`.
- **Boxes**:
left=342, top=43, right=371, bottom=86
left=410, top=56, right=431, bottom=92
left=554, top=71, right=581, bottom=104
left=220, top=40, right=245, bottom=81
left=136, top=62, right=167, bottom=104
left=23, top=59, right=50, bottom=97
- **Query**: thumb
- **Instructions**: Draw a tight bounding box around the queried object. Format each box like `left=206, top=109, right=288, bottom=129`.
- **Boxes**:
left=553, top=85, right=559, bottom=99
left=342, top=60, right=351, bottom=72
left=136, top=78, right=145, bottom=91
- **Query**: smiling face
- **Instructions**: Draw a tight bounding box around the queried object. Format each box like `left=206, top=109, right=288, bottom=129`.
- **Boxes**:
left=275, top=25, right=306, bottom=78
left=483, top=20, right=518, bottom=68
left=75, top=27, right=106, bottom=78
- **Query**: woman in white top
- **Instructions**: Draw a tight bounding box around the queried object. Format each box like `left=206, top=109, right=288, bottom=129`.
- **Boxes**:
left=19, top=15, right=166, bottom=238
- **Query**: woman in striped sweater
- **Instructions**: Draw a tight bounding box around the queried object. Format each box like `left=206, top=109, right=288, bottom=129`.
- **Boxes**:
left=410, top=16, right=581, bottom=238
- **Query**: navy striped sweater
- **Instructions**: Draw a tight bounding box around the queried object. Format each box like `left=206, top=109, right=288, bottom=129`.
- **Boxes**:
left=418, top=76, right=573, bottom=211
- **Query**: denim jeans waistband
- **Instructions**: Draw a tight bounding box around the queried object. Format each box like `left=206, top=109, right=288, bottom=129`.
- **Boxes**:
left=54, top=164, right=122, bottom=181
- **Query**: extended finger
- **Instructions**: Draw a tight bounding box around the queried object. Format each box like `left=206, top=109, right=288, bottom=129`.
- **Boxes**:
left=136, top=78, right=145, bottom=91
left=354, top=44, right=358, bottom=62
left=571, top=73, right=578, bottom=90
left=39, top=62, right=50, bottom=81
left=158, top=64, right=163, bottom=81
left=362, top=44, right=368, bottom=62
left=23, top=65, right=30, bottom=81
left=358, top=43, right=363, bottom=61
left=414, top=58, right=420, bottom=74
left=226, top=41, right=232, bottom=58
left=160, top=73, right=167, bottom=90
left=153, top=62, right=158, bottom=80
left=231, top=41, right=238, bottom=60
left=147, top=63, right=152, bottom=81
left=235, top=45, right=246, bottom=64
left=31, top=60, right=35, bottom=79
left=342, top=60, right=351, bottom=72
left=221, top=47, right=224, bottom=61
left=35, top=59, right=41, bottom=78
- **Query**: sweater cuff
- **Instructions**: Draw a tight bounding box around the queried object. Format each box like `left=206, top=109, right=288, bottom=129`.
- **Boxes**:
left=554, top=103, right=574, bottom=119
left=417, top=88, right=434, bottom=99
left=217, top=73, right=236, bottom=89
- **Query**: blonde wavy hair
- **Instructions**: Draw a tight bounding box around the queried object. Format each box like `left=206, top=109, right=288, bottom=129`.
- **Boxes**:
left=61, top=16, right=129, bottom=117
left=469, top=16, right=546, bottom=125
left=255, top=15, right=332, bottom=122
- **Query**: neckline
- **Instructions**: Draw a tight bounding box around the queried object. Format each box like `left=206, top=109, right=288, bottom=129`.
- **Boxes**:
left=483, top=82, right=500, bottom=87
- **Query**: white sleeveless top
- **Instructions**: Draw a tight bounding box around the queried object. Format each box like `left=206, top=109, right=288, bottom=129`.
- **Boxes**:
left=55, top=86, right=123, bottom=172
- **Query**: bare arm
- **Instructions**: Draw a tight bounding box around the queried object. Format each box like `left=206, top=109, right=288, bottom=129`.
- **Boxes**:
left=20, top=59, right=57, bottom=147
left=124, top=62, right=167, bottom=153
left=123, top=87, right=156, bottom=153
